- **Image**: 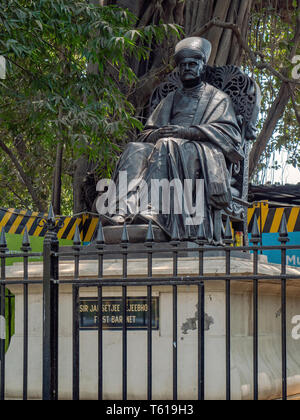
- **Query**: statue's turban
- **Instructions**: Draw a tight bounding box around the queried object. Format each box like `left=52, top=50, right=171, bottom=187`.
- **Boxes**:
left=174, top=37, right=212, bottom=65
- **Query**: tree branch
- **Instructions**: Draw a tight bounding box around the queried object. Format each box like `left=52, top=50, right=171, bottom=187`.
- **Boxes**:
left=288, top=83, right=300, bottom=126
left=130, top=63, right=173, bottom=111
left=0, top=181, right=29, bottom=209
left=0, top=138, right=47, bottom=212
left=249, top=82, right=292, bottom=177
left=192, top=17, right=300, bottom=84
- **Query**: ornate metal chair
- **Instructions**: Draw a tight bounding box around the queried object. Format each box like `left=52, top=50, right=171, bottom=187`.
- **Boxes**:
left=148, top=65, right=261, bottom=244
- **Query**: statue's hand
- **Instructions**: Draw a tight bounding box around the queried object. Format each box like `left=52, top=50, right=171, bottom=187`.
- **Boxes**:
left=147, top=130, right=160, bottom=143
left=147, top=126, right=202, bottom=142
left=155, top=125, right=183, bottom=138
left=146, top=126, right=182, bottom=143
left=158, top=126, right=203, bottom=141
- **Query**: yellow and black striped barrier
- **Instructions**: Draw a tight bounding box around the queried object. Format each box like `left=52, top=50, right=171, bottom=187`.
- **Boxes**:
left=248, top=203, right=300, bottom=234
left=1, top=204, right=300, bottom=243
left=0, top=208, right=99, bottom=243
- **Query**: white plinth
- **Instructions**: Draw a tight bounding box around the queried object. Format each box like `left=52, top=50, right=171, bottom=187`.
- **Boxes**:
left=4, top=255, right=300, bottom=400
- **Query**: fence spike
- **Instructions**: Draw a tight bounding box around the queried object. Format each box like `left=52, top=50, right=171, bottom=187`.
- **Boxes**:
left=197, top=221, right=206, bottom=242
left=251, top=214, right=260, bottom=238
left=145, top=220, right=154, bottom=243
left=171, top=218, right=180, bottom=242
left=224, top=217, right=233, bottom=240
left=279, top=212, right=289, bottom=243
left=96, top=220, right=105, bottom=245
left=224, top=217, right=233, bottom=246
left=47, top=203, right=55, bottom=222
left=121, top=222, right=129, bottom=243
left=21, top=226, right=31, bottom=250
left=73, top=224, right=81, bottom=246
left=0, top=227, right=7, bottom=249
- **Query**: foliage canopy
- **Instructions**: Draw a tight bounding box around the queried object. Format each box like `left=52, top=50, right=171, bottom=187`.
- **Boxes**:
left=0, top=0, right=179, bottom=212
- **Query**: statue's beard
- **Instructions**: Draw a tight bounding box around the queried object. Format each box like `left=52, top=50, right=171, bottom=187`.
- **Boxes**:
left=181, top=73, right=203, bottom=88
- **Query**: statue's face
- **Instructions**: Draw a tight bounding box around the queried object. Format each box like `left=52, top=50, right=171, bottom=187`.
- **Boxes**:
left=179, top=57, right=205, bottom=84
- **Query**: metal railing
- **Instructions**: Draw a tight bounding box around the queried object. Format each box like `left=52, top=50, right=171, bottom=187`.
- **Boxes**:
left=0, top=206, right=300, bottom=400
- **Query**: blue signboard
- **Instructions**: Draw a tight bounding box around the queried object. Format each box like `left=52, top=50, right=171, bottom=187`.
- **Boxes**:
left=249, top=232, right=300, bottom=267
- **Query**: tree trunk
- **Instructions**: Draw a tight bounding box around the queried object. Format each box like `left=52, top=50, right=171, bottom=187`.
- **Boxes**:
left=73, top=55, right=100, bottom=214
left=51, top=142, right=63, bottom=215
left=249, top=83, right=291, bottom=177
left=73, top=156, right=92, bottom=214
left=72, top=0, right=103, bottom=213
left=0, top=138, right=47, bottom=212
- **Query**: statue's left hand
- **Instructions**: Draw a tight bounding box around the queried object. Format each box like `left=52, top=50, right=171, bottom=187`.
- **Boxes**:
left=144, top=126, right=182, bottom=143
left=156, top=125, right=183, bottom=138
left=147, top=126, right=202, bottom=142
left=156, top=126, right=202, bottom=141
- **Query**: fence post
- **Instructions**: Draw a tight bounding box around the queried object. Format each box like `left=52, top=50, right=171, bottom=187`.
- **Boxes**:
left=0, top=228, right=7, bottom=400
left=42, top=205, right=59, bottom=400
left=279, top=213, right=289, bottom=401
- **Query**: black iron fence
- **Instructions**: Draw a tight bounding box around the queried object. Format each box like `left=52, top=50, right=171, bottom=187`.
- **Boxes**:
left=0, top=207, right=300, bottom=400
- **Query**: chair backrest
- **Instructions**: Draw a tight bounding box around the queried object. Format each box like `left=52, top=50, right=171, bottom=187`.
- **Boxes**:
left=149, top=65, right=261, bottom=142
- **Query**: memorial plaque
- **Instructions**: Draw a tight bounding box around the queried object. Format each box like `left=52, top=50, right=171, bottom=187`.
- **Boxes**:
left=79, top=297, right=159, bottom=330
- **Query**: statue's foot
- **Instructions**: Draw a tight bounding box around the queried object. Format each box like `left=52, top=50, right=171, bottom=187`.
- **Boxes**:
left=99, top=213, right=169, bottom=243
left=111, top=215, right=126, bottom=225
left=118, top=214, right=150, bottom=225
left=131, top=213, right=151, bottom=225
left=98, top=214, right=125, bottom=227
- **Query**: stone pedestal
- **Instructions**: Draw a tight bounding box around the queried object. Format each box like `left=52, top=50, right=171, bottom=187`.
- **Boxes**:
left=4, top=255, right=300, bottom=400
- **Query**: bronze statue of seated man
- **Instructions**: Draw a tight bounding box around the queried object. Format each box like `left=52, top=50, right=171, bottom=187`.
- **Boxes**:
left=96, top=37, right=244, bottom=244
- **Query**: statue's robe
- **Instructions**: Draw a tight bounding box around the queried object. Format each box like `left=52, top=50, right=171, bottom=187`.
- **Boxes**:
left=100, top=82, right=243, bottom=242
